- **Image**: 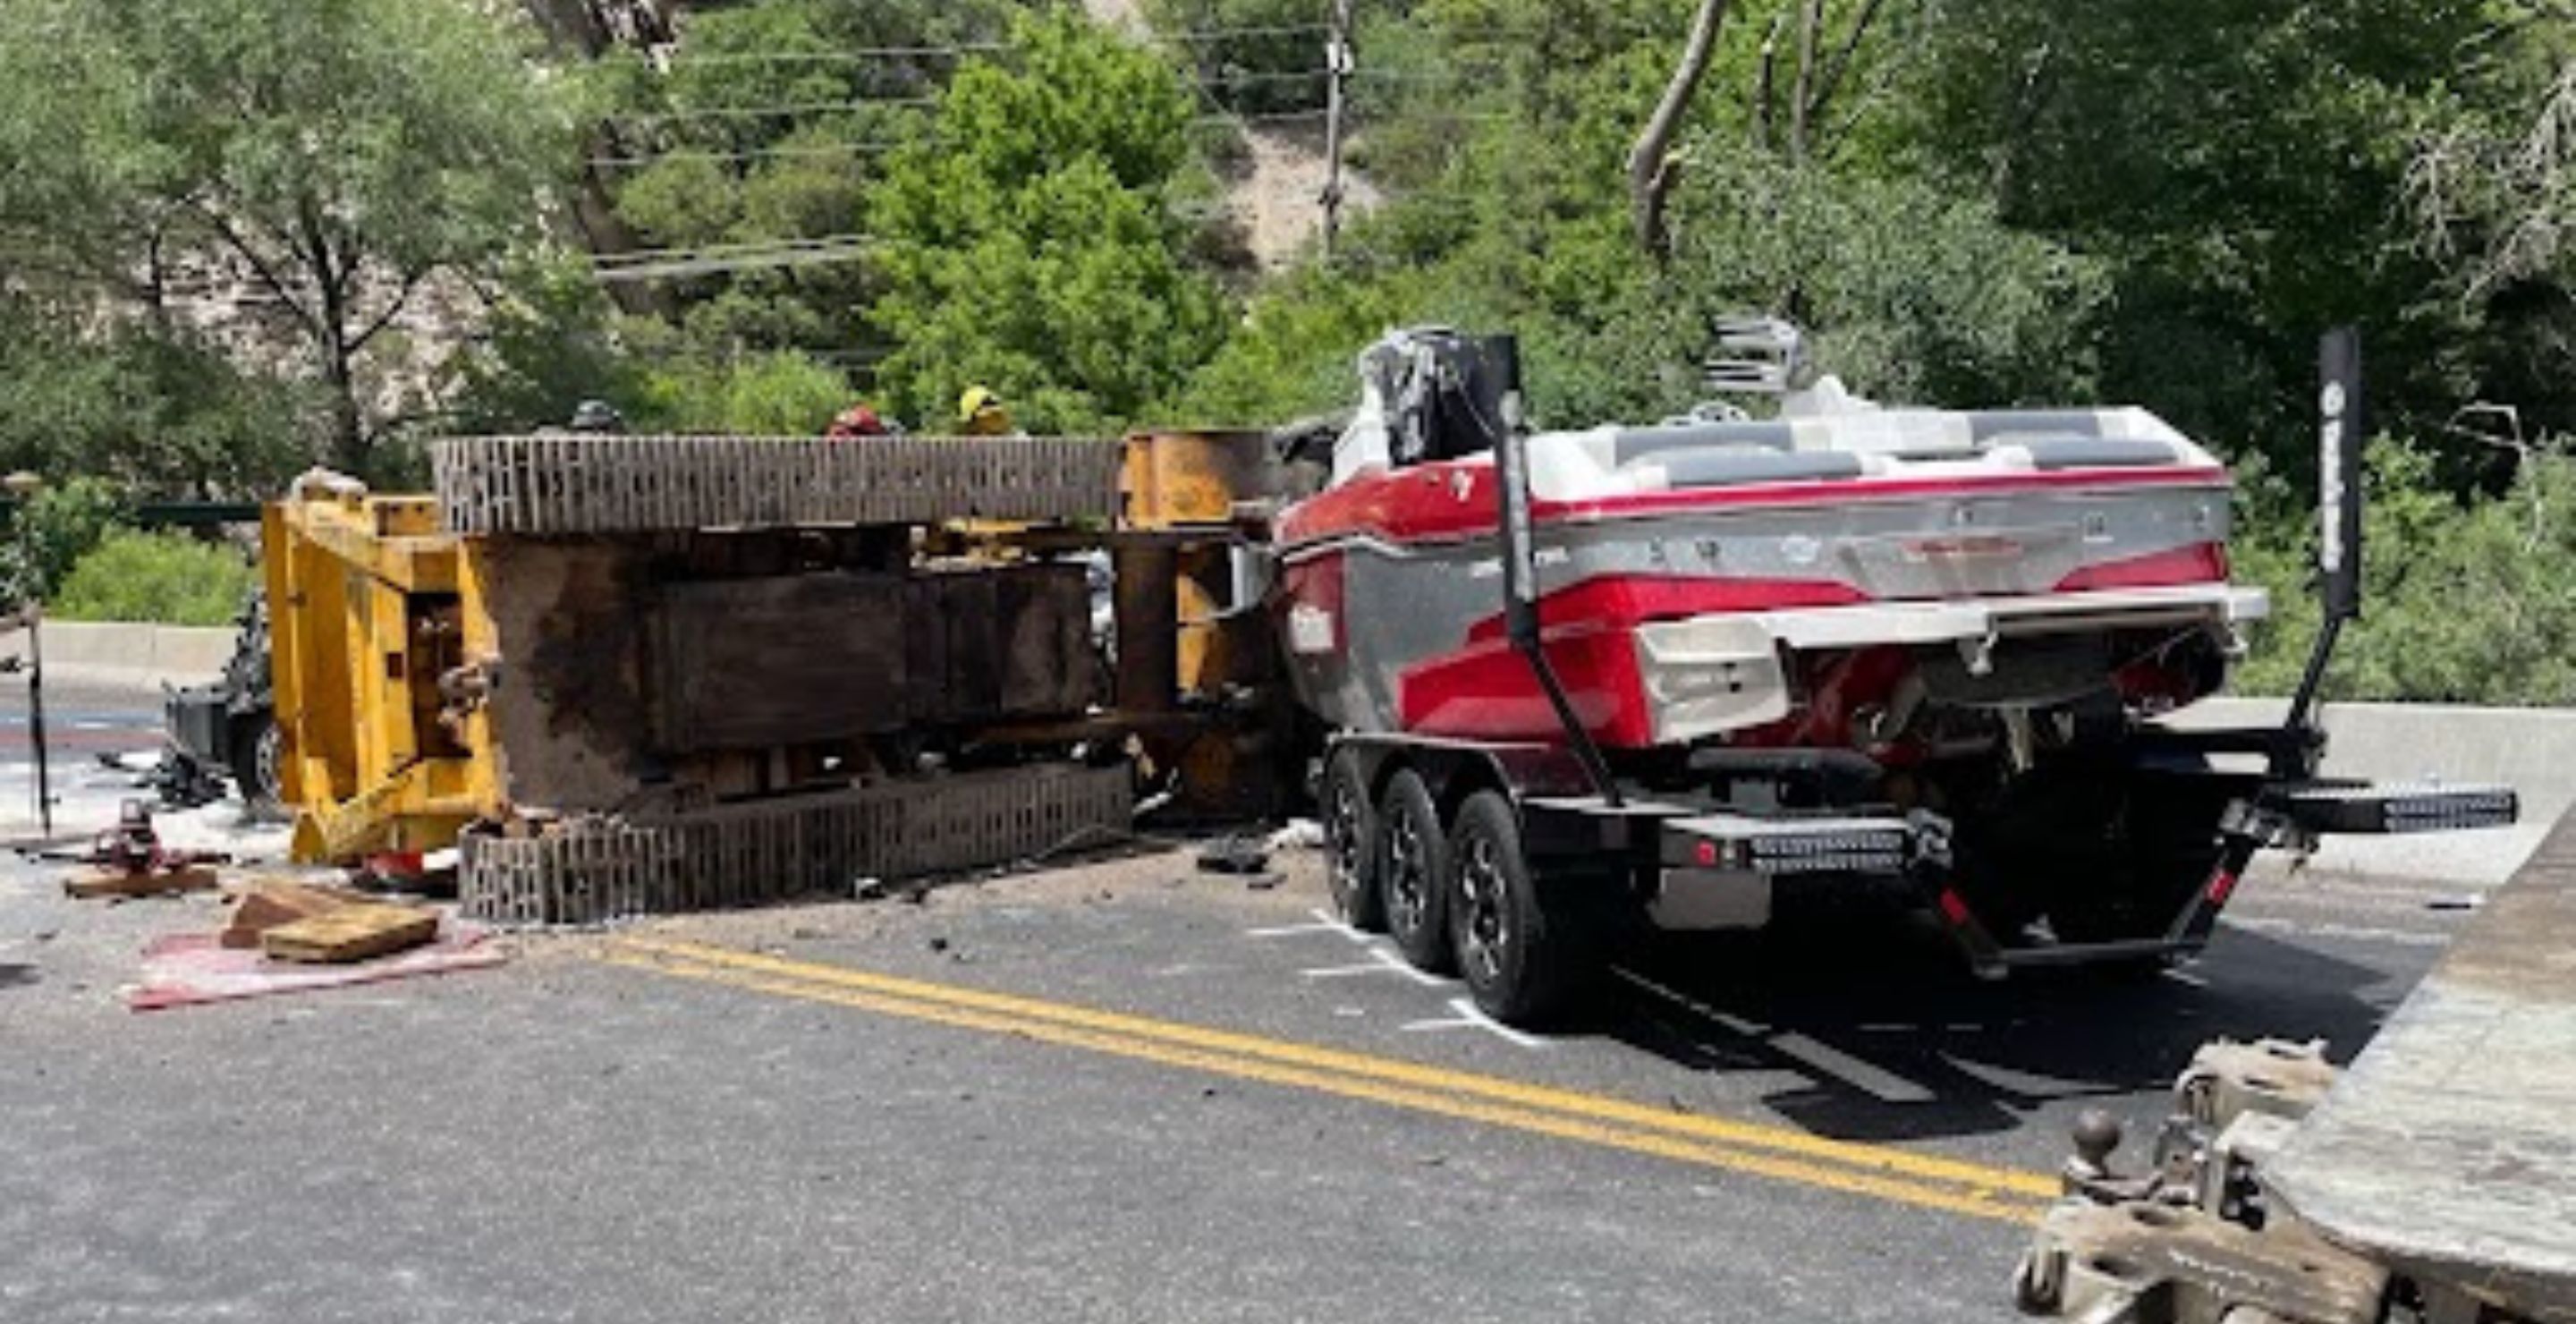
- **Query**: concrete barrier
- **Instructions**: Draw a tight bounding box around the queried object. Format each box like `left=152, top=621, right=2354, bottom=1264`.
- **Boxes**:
left=0, top=621, right=236, bottom=690
left=2174, top=697, right=2574, bottom=887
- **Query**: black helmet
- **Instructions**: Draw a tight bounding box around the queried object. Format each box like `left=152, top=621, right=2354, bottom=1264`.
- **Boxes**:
left=568, top=399, right=626, bottom=434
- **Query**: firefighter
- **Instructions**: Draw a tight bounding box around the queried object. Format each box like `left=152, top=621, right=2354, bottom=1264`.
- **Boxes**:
left=825, top=403, right=896, bottom=439
left=957, top=386, right=1016, bottom=437
left=566, top=399, right=627, bottom=434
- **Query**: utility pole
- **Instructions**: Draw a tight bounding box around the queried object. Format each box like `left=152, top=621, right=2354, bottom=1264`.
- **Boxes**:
left=1320, top=0, right=1355, bottom=261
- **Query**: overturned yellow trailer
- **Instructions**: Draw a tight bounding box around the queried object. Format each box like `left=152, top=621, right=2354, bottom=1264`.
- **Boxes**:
left=264, top=432, right=1286, bottom=922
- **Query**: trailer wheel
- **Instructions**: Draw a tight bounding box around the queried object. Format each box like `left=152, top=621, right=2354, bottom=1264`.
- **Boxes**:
left=1447, top=789, right=1590, bottom=1026
left=1322, top=750, right=1384, bottom=930
left=1377, top=768, right=1453, bottom=973
left=229, top=713, right=284, bottom=820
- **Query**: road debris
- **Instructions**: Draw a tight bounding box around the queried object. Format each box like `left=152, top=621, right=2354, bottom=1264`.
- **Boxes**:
left=127, top=926, right=503, bottom=1012
left=54, top=801, right=227, bottom=899
left=1196, top=836, right=1270, bottom=875
left=219, top=880, right=366, bottom=949
left=1266, top=819, right=1324, bottom=852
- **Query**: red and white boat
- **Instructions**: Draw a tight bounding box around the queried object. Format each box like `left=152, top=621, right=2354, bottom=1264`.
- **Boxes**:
left=1268, top=327, right=2508, bottom=1025
left=1275, top=329, right=2265, bottom=753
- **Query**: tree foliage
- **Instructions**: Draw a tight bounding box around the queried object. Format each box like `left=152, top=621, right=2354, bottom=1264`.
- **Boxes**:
left=0, top=0, right=570, bottom=480
left=864, top=14, right=1229, bottom=432
left=52, top=528, right=259, bottom=627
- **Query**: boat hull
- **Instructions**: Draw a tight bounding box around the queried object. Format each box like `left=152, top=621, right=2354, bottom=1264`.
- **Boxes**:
left=1275, top=460, right=2258, bottom=749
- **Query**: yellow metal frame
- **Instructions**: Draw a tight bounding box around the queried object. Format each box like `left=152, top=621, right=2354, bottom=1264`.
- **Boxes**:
left=266, top=487, right=498, bottom=862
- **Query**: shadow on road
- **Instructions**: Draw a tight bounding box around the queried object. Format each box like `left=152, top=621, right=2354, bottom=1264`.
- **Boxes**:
left=1566, top=908, right=2394, bottom=1148
left=0, top=961, right=38, bottom=989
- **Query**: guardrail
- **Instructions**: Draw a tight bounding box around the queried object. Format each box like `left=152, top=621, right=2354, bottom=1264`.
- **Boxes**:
left=0, top=622, right=236, bottom=688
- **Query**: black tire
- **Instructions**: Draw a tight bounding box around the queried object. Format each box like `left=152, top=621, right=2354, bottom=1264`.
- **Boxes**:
left=229, top=712, right=284, bottom=819
left=1447, top=789, right=1596, bottom=1026
left=1322, top=749, right=1384, bottom=930
left=1377, top=768, right=1453, bottom=973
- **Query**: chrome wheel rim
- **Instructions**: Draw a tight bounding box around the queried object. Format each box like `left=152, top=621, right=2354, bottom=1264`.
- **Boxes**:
left=254, top=724, right=284, bottom=802
left=1326, top=774, right=1364, bottom=912
left=1457, top=831, right=1508, bottom=984
left=1385, top=808, right=1428, bottom=934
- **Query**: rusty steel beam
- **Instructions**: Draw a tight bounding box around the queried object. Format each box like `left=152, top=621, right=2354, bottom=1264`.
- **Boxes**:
left=1114, top=543, right=1182, bottom=716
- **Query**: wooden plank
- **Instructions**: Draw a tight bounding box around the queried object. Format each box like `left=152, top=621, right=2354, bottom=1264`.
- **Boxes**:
left=64, top=864, right=220, bottom=899
left=262, top=904, right=440, bottom=963
left=219, top=880, right=365, bottom=949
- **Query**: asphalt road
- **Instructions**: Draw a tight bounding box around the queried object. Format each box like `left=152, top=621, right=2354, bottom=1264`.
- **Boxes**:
left=0, top=687, right=2476, bottom=1323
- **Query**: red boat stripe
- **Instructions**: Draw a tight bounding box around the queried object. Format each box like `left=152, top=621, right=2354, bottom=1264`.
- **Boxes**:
left=2052, top=543, right=2230, bottom=592
left=1277, top=462, right=2231, bottom=549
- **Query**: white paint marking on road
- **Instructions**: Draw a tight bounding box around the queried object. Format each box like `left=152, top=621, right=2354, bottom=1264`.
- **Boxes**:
left=1301, top=945, right=1448, bottom=988
left=2159, top=967, right=2209, bottom=989
left=2226, top=916, right=2452, bottom=948
left=1399, top=997, right=1548, bottom=1049
left=1612, top=966, right=1937, bottom=1104
left=1244, top=909, right=1372, bottom=946
left=1766, top=1031, right=1937, bottom=1105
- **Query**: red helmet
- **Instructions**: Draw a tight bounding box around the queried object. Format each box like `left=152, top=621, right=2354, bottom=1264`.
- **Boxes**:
left=826, top=404, right=887, bottom=438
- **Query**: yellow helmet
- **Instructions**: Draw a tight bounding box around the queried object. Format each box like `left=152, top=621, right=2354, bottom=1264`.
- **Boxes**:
left=958, top=386, right=1003, bottom=423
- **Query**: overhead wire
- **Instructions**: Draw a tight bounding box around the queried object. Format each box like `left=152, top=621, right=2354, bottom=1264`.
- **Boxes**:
left=648, top=21, right=1329, bottom=67
left=577, top=15, right=1481, bottom=280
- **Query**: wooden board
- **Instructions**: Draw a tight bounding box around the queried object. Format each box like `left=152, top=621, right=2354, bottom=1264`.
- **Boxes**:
left=219, top=880, right=364, bottom=949
left=64, top=864, right=219, bottom=899
left=261, top=904, right=439, bottom=964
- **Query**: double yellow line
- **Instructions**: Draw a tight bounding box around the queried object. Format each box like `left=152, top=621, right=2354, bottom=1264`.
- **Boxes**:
left=606, top=937, right=2056, bottom=1226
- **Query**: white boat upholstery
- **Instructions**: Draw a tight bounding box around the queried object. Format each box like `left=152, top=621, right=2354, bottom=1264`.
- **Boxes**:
left=1521, top=399, right=2213, bottom=504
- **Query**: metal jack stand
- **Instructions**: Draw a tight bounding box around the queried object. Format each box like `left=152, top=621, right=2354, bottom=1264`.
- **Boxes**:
left=5, top=469, right=49, bottom=839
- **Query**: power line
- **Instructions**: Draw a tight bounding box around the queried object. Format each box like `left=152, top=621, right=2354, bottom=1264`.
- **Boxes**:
left=617, top=72, right=1324, bottom=126
left=589, top=112, right=1332, bottom=171
left=591, top=235, right=879, bottom=283
left=651, top=22, right=1331, bottom=68
left=616, top=98, right=938, bottom=124
left=589, top=140, right=908, bottom=170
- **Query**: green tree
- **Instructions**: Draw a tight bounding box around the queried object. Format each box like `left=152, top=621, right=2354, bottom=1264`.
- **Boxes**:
left=1897, top=0, right=2501, bottom=470
left=0, top=0, right=575, bottom=477
left=866, top=13, right=1230, bottom=432
left=1144, top=0, right=1334, bottom=115
left=589, top=0, right=1027, bottom=370
left=632, top=351, right=856, bottom=435
left=52, top=528, right=259, bottom=627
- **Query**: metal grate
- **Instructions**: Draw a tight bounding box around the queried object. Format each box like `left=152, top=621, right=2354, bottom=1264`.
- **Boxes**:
left=430, top=435, right=1125, bottom=535
left=459, top=763, right=1132, bottom=925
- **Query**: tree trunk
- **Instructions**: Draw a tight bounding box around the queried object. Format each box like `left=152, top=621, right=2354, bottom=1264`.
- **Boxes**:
left=318, top=302, right=366, bottom=476
left=1790, top=0, right=1824, bottom=166
left=1626, top=0, right=1732, bottom=261
left=298, top=200, right=367, bottom=474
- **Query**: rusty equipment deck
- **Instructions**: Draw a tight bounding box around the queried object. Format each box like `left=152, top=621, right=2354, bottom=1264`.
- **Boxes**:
left=460, top=764, right=1131, bottom=925
left=2263, top=811, right=2576, bottom=1321
left=431, top=434, right=1124, bottom=535
left=2015, top=812, right=2576, bottom=1324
